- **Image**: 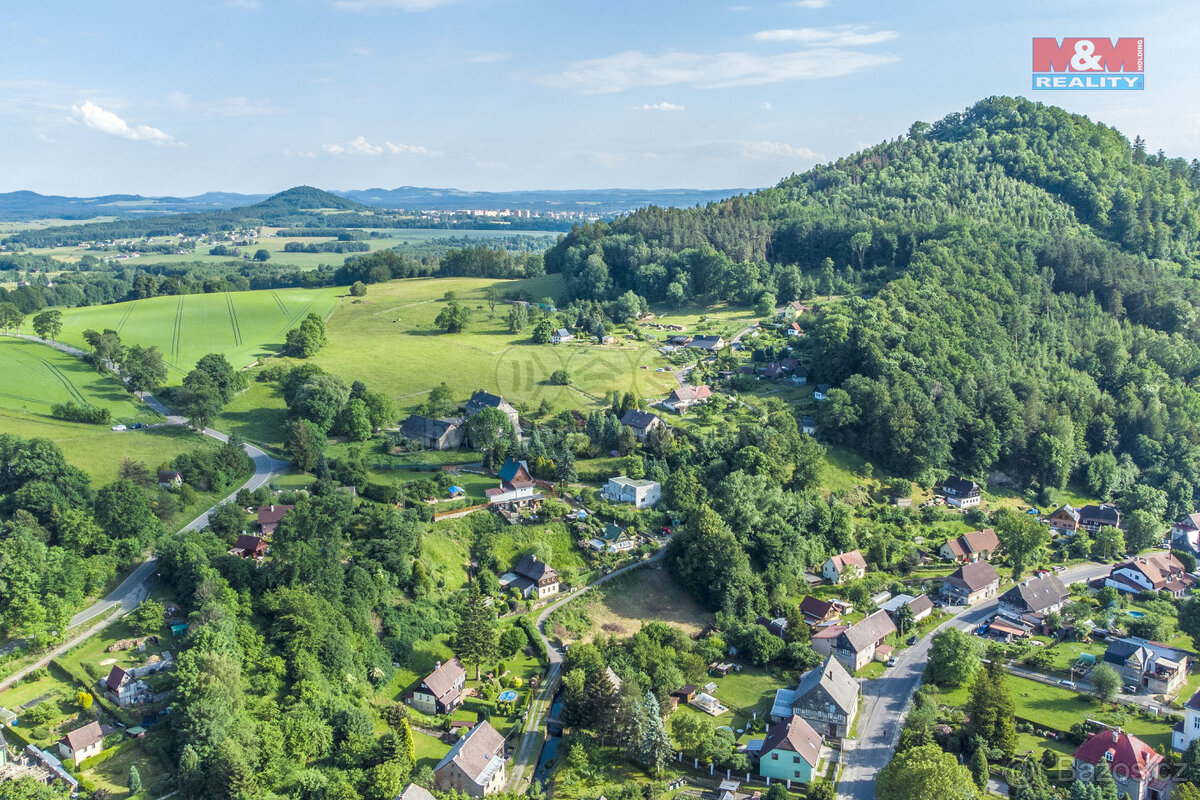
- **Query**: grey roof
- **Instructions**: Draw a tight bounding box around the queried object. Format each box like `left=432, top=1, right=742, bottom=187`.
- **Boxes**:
left=841, top=610, right=896, bottom=652
left=1080, top=504, right=1121, bottom=526
left=947, top=560, right=1000, bottom=592
left=620, top=409, right=659, bottom=430
left=942, top=476, right=980, bottom=496
left=434, top=720, right=505, bottom=785
left=398, top=784, right=437, bottom=800
left=1104, top=637, right=1186, bottom=668
left=514, top=555, right=556, bottom=583
left=400, top=414, right=462, bottom=439
left=796, top=655, right=858, bottom=714
left=1001, top=573, right=1068, bottom=614
left=690, top=335, right=724, bottom=350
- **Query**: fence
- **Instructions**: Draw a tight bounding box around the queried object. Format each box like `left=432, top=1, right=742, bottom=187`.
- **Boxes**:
left=433, top=503, right=489, bottom=521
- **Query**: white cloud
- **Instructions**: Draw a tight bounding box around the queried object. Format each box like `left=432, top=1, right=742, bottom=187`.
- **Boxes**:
left=752, top=25, right=897, bottom=46
left=349, top=45, right=374, bottom=56
left=546, top=48, right=897, bottom=93
left=761, top=101, right=773, bottom=110
left=322, top=135, right=432, bottom=156
left=639, top=102, right=685, bottom=111
left=332, top=0, right=462, bottom=10
left=741, top=140, right=819, bottom=160
left=794, top=0, right=830, bottom=8
left=70, top=101, right=179, bottom=145
left=227, top=0, right=261, bottom=8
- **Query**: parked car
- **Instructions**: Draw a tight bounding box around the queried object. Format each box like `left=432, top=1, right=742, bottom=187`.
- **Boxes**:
left=111, top=424, right=127, bottom=432
left=1059, top=679, right=1076, bottom=689
left=1123, top=684, right=1140, bottom=694
left=906, top=635, right=918, bottom=646
left=887, top=657, right=897, bottom=667
left=130, top=422, right=145, bottom=429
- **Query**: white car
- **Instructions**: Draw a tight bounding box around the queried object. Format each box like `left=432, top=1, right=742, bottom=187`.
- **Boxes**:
left=111, top=424, right=127, bottom=432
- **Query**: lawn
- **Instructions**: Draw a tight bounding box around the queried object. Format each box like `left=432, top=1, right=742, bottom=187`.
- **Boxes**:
left=214, top=380, right=289, bottom=452
left=53, top=286, right=343, bottom=380
left=413, top=729, right=450, bottom=773
left=669, top=666, right=783, bottom=735
left=81, top=727, right=173, bottom=799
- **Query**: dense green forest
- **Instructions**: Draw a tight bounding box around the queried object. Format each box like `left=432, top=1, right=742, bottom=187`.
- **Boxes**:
left=545, top=97, right=1200, bottom=501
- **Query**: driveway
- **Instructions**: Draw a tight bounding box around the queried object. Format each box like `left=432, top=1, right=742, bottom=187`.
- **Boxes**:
left=837, top=560, right=1116, bottom=800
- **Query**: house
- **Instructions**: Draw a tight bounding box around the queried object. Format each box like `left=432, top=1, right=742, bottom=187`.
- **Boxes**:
left=1172, top=689, right=1200, bottom=751
left=879, top=594, right=934, bottom=624
left=485, top=458, right=541, bottom=508
left=941, top=476, right=982, bottom=509
left=1079, top=504, right=1121, bottom=534
left=1172, top=513, right=1200, bottom=555
left=58, top=721, right=103, bottom=765
left=410, top=658, right=467, bottom=716
left=757, top=716, right=822, bottom=784
left=999, top=573, right=1069, bottom=617
left=770, top=655, right=859, bottom=738
left=500, top=555, right=559, bottom=599
left=663, top=385, right=713, bottom=413
left=757, top=616, right=789, bottom=639
left=256, top=504, right=294, bottom=536
left=689, top=335, right=725, bottom=352
left=1073, top=729, right=1165, bottom=800
left=551, top=328, right=573, bottom=344
left=1106, top=554, right=1195, bottom=597
left=465, top=391, right=521, bottom=437
left=1, top=741, right=78, bottom=794
left=813, top=384, right=830, bottom=401
left=433, top=720, right=507, bottom=797
left=1104, top=638, right=1190, bottom=695
left=944, top=561, right=1000, bottom=606
left=939, top=528, right=1000, bottom=563
left=831, top=610, right=896, bottom=672
left=822, top=550, right=866, bottom=584
left=810, top=625, right=847, bottom=658
left=398, top=784, right=438, bottom=800
left=787, top=322, right=803, bottom=337
left=793, top=367, right=809, bottom=386
left=600, top=476, right=661, bottom=509
left=590, top=523, right=637, bottom=553
left=157, top=470, right=183, bottom=487
left=799, top=596, right=839, bottom=626
left=620, top=409, right=662, bottom=442
left=231, top=534, right=268, bottom=559
left=801, top=416, right=816, bottom=435
left=1049, top=504, right=1082, bottom=535
left=400, top=415, right=466, bottom=451
left=103, top=666, right=148, bottom=707
left=672, top=685, right=698, bottom=704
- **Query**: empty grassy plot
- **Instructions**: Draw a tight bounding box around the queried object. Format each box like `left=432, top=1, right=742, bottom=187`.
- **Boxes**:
left=313, top=276, right=677, bottom=415
left=547, top=566, right=713, bottom=645
left=54, top=286, right=342, bottom=380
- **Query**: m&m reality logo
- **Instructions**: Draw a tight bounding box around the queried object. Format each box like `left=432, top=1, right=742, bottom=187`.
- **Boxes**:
left=1032, top=37, right=1144, bottom=90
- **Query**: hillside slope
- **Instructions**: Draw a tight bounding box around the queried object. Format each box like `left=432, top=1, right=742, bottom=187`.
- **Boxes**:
left=546, top=96, right=1200, bottom=509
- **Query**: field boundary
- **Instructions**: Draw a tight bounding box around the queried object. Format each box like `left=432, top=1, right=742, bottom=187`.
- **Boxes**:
left=225, top=293, right=243, bottom=347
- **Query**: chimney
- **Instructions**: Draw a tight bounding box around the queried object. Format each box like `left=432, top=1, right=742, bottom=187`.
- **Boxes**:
left=1112, top=730, right=1119, bottom=742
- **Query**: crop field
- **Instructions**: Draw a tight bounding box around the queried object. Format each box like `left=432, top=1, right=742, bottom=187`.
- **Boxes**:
left=311, top=275, right=678, bottom=416
left=54, top=287, right=342, bottom=379
left=0, top=337, right=159, bottom=420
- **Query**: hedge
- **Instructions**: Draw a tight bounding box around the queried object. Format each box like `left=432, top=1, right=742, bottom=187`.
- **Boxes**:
left=78, top=741, right=124, bottom=772
left=517, top=616, right=548, bottom=667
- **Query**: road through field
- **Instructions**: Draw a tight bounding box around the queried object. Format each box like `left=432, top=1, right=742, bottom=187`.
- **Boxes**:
left=0, top=335, right=288, bottom=679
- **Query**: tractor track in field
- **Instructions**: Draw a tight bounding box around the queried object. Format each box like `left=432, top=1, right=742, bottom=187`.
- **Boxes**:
left=225, top=293, right=243, bottom=347
left=272, top=297, right=315, bottom=339
left=170, top=295, right=185, bottom=362
left=114, top=300, right=136, bottom=333
left=270, top=291, right=289, bottom=316
left=7, top=345, right=88, bottom=405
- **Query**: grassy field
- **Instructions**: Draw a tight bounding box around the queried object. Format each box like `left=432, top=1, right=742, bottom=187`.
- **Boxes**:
left=0, top=337, right=160, bottom=423
left=310, top=275, right=679, bottom=416
left=54, top=287, right=342, bottom=379
left=550, top=567, right=713, bottom=645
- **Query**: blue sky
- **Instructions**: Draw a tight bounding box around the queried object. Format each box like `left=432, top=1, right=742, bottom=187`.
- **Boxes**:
left=1, top=0, right=1195, bottom=196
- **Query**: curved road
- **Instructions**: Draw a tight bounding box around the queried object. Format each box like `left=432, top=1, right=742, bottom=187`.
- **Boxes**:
left=506, top=547, right=667, bottom=792
left=836, top=560, right=1118, bottom=800
left=0, top=335, right=288, bottom=683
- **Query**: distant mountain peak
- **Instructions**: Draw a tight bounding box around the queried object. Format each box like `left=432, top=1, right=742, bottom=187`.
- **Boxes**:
left=251, top=186, right=365, bottom=212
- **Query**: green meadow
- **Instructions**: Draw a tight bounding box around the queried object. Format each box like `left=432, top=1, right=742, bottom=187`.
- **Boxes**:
left=0, top=337, right=216, bottom=482
left=54, top=286, right=342, bottom=379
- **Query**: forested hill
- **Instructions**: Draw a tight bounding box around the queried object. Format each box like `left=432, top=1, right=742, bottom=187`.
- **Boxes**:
left=546, top=96, right=1200, bottom=506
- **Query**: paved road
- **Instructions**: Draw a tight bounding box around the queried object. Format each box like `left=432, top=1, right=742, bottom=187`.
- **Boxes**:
left=837, top=560, right=1116, bottom=800
left=0, top=335, right=287, bottom=666
left=506, top=548, right=667, bottom=792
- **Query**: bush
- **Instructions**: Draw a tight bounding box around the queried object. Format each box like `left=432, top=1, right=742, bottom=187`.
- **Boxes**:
left=51, top=401, right=112, bottom=425
left=463, top=697, right=496, bottom=717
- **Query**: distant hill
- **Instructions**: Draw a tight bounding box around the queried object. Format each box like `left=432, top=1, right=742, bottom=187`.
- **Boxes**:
left=0, top=185, right=750, bottom=223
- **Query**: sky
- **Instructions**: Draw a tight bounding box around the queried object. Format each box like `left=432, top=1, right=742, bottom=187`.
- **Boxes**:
left=1, top=0, right=1196, bottom=196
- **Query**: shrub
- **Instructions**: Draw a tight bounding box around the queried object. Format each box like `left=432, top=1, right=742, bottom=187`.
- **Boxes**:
left=51, top=401, right=113, bottom=425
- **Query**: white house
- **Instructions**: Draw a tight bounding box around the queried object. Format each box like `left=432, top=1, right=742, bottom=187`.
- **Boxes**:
left=1173, top=689, right=1200, bottom=751
left=58, top=722, right=103, bottom=765
left=600, top=476, right=661, bottom=509
left=941, top=476, right=982, bottom=509
left=822, top=550, right=866, bottom=583
left=551, top=328, right=574, bottom=344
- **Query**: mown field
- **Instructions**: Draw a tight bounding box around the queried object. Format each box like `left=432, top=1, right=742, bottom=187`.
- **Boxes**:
left=54, top=287, right=342, bottom=379
left=310, top=275, right=678, bottom=416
